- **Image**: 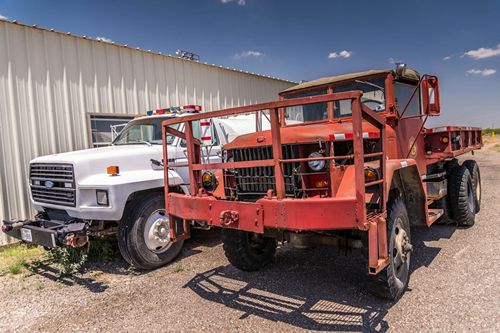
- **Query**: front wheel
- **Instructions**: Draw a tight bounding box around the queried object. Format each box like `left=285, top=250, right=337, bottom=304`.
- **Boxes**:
left=222, top=229, right=276, bottom=271
left=118, top=193, right=184, bottom=270
left=377, top=198, right=412, bottom=301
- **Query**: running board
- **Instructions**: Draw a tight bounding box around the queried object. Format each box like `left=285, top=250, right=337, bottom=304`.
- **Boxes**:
left=427, top=208, right=444, bottom=225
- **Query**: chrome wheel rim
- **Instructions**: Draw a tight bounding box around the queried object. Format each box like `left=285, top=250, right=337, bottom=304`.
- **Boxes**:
left=144, top=209, right=172, bottom=253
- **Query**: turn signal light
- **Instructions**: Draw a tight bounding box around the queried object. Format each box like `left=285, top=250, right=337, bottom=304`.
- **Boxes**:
left=364, top=167, right=379, bottom=183
left=107, top=166, right=120, bottom=176
left=439, top=136, right=449, bottom=144
left=201, top=171, right=218, bottom=192
left=315, top=180, right=329, bottom=188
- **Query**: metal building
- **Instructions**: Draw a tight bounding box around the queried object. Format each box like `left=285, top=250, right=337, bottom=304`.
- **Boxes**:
left=0, top=19, right=294, bottom=245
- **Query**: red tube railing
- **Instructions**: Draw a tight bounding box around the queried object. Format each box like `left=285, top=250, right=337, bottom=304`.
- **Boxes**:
left=162, top=90, right=387, bottom=231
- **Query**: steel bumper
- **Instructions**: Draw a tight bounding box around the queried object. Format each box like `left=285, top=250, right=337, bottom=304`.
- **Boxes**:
left=1, top=219, right=87, bottom=248
left=167, top=193, right=359, bottom=234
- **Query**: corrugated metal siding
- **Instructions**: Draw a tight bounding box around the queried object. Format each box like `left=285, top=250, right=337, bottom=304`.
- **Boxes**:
left=0, top=20, right=294, bottom=245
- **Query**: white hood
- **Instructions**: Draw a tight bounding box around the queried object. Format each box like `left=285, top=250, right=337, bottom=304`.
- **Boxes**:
left=30, top=144, right=172, bottom=178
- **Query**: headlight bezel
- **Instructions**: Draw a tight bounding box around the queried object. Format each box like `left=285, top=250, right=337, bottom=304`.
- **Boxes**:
left=307, top=151, right=327, bottom=172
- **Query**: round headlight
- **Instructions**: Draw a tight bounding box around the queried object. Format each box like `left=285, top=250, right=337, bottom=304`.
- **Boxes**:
left=201, top=171, right=218, bottom=192
left=307, top=152, right=326, bottom=171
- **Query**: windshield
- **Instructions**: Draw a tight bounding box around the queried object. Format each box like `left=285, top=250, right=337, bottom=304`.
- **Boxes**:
left=282, top=78, right=386, bottom=124
left=113, top=117, right=180, bottom=146
left=333, top=78, right=386, bottom=117
left=284, top=89, right=327, bottom=124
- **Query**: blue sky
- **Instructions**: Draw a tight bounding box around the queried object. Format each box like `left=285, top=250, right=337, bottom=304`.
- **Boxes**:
left=1, top=0, right=499, bottom=128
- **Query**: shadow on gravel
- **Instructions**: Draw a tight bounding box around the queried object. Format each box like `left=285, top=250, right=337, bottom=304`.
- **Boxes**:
left=25, top=229, right=222, bottom=292
left=28, top=262, right=109, bottom=293
left=177, top=228, right=222, bottom=260
left=185, top=225, right=458, bottom=332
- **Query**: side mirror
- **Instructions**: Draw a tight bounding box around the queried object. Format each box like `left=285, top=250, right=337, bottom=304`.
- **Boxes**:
left=422, top=75, right=440, bottom=116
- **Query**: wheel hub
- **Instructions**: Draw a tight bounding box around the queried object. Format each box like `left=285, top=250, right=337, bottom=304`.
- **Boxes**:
left=392, top=218, right=412, bottom=280
left=144, top=210, right=172, bottom=253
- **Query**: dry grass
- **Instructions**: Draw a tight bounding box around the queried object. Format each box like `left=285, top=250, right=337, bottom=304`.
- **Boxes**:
left=491, top=143, right=500, bottom=152
left=0, top=244, right=45, bottom=275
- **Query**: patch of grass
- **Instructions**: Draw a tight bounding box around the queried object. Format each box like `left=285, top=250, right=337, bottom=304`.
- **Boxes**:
left=46, top=247, right=88, bottom=276
left=87, top=237, right=120, bottom=263
left=46, top=237, right=121, bottom=276
left=0, top=244, right=46, bottom=276
left=172, top=264, right=184, bottom=273
left=34, top=282, right=44, bottom=290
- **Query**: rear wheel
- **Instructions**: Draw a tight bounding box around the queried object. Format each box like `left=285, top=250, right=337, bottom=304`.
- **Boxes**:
left=222, top=229, right=276, bottom=271
left=118, top=193, right=184, bottom=270
left=448, top=165, right=476, bottom=227
left=463, top=160, right=481, bottom=213
left=377, top=198, right=412, bottom=301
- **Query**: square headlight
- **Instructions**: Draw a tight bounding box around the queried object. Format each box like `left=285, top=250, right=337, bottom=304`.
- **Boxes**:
left=96, top=190, right=109, bottom=206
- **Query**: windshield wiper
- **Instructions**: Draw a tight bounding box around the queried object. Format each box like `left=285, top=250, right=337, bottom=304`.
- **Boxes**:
left=121, top=140, right=152, bottom=147
left=354, top=80, right=385, bottom=94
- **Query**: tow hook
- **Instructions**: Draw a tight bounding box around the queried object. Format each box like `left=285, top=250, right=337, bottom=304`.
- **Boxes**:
left=1, top=220, right=28, bottom=232
left=220, top=210, right=239, bottom=226
left=65, top=233, right=89, bottom=248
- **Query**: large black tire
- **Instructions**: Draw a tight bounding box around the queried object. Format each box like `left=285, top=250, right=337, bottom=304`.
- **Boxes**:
left=222, top=229, right=276, bottom=271
left=377, top=198, right=412, bottom=301
left=432, top=158, right=461, bottom=224
left=118, top=193, right=184, bottom=270
left=463, top=160, right=481, bottom=213
left=448, top=165, right=476, bottom=227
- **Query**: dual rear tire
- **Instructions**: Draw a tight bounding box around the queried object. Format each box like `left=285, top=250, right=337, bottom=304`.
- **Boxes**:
left=448, top=161, right=480, bottom=226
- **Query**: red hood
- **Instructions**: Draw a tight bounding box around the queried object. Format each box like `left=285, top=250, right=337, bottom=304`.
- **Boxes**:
left=224, top=121, right=381, bottom=149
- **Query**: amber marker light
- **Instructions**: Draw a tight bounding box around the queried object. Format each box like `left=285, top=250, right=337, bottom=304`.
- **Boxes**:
left=439, top=136, right=449, bottom=144
left=107, top=166, right=120, bottom=176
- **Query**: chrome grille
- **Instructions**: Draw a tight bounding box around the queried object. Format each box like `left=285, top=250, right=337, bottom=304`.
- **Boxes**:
left=225, top=145, right=300, bottom=200
left=30, top=163, right=76, bottom=207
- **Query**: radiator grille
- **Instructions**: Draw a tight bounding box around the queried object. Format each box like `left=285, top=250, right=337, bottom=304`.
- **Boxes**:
left=225, top=145, right=300, bottom=200
left=30, top=163, right=76, bottom=207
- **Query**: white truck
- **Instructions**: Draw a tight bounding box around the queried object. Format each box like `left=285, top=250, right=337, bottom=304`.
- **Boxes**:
left=2, top=106, right=259, bottom=269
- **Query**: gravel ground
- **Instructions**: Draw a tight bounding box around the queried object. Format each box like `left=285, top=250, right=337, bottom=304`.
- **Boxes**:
left=1, top=147, right=499, bottom=332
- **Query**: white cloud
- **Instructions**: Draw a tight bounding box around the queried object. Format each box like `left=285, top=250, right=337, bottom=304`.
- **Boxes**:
left=466, top=68, right=496, bottom=76
left=443, top=56, right=452, bottom=60
left=328, top=50, right=352, bottom=59
left=234, top=50, right=264, bottom=59
left=0, top=14, right=8, bottom=20
left=96, top=36, right=113, bottom=43
left=464, top=44, right=500, bottom=59
left=221, top=0, right=246, bottom=5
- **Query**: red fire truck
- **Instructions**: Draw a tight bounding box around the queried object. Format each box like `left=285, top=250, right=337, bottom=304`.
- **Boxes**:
left=161, top=65, right=482, bottom=300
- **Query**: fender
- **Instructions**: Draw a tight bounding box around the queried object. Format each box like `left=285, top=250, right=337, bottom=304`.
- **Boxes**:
left=336, top=159, right=427, bottom=226
left=385, top=159, right=428, bottom=226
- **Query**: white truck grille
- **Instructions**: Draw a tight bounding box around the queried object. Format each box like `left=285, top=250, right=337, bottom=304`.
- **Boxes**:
left=30, top=163, right=76, bottom=207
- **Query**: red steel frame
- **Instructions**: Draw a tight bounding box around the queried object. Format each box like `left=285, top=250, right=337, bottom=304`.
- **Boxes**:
left=162, top=91, right=390, bottom=273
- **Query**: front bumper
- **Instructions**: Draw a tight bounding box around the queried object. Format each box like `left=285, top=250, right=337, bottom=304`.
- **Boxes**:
left=167, top=192, right=359, bottom=234
left=2, top=218, right=88, bottom=248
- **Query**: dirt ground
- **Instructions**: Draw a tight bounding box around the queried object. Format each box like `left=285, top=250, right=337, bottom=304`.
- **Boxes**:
left=1, top=146, right=499, bottom=332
